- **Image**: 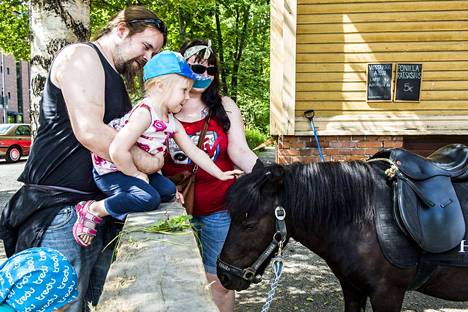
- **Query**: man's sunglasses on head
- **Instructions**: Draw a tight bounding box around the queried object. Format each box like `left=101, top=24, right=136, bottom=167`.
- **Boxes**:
left=190, top=64, right=218, bottom=76
left=128, top=18, right=167, bottom=34
left=128, top=18, right=168, bottom=44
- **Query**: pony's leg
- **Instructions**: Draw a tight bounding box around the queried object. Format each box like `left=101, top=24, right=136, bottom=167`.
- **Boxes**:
left=369, top=287, right=405, bottom=312
left=341, top=284, right=367, bottom=312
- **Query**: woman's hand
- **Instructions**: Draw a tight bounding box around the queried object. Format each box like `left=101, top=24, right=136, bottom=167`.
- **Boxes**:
left=217, top=169, right=244, bottom=181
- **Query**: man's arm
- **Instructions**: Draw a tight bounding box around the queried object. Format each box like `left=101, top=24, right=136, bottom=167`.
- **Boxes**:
left=53, top=44, right=114, bottom=159
left=52, top=44, right=161, bottom=174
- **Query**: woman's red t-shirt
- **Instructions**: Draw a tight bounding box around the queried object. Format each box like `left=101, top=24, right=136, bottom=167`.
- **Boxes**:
left=162, top=117, right=235, bottom=216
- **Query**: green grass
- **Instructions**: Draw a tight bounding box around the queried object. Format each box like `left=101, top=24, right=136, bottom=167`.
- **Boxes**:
left=142, top=215, right=193, bottom=234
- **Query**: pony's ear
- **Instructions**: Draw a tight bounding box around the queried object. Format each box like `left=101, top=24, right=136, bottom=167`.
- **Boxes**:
left=262, top=164, right=284, bottom=194
left=252, top=158, right=264, bottom=172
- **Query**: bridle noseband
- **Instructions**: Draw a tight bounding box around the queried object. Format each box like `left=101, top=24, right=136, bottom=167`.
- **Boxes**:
left=217, top=206, right=288, bottom=284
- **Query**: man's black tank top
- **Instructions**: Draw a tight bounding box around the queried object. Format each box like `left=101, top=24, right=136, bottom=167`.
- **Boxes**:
left=19, top=43, right=132, bottom=192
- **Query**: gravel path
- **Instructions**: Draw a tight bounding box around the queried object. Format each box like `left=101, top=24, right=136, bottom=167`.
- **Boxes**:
left=235, top=240, right=468, bottom=312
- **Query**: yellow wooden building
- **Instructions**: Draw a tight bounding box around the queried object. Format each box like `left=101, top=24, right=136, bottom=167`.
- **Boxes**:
left=271, top=0, right=468, bottom=162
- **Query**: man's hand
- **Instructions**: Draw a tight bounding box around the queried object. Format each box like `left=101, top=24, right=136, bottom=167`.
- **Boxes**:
left=132, top=147, right=164, bottom=174
left=134, top=171, right=149, bottom=183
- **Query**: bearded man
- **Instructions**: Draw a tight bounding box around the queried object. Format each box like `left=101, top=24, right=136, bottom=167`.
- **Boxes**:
left=0, top=6, right=167, bottom=311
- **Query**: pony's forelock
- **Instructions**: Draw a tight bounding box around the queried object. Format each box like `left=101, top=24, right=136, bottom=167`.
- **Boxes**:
left=226, top=164, right=279, bottom=222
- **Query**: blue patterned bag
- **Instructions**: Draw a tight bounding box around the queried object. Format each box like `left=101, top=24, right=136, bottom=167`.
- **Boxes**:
left=0, top=247, right=78, bottom=312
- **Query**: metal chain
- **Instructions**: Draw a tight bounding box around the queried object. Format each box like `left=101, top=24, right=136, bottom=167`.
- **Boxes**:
left=260, top=243, right=285, bottom=312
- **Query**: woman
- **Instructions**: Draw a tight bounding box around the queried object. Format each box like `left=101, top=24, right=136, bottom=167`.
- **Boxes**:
left=0, top=247, right=78, bottom=312
left=162, top=39, right=258, bottom=311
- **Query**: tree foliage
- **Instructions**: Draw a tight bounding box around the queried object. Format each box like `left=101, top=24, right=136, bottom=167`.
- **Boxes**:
left=0, top=0, right=270, bottom=133
left=0, top=1, right=29, bottom=60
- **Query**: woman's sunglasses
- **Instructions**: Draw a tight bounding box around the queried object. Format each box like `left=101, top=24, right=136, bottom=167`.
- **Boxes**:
left=190, top=64, right=218, bottom=76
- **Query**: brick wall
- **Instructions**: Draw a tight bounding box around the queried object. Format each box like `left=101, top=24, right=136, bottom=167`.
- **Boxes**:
left=277, top=135, right=404, bottom=164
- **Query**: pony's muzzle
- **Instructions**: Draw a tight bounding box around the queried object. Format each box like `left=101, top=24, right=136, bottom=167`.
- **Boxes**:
left=217, top=269, right=251, bottom=291
left=218, top=270, right=231, bottom=286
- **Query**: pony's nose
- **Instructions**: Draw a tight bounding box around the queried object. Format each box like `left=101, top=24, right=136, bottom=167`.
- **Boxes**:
left=218, top=272, right=231, bottom=287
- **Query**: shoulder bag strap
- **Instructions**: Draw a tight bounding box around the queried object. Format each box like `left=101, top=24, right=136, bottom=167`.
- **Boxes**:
left=192, top=117, right=210, bottom=174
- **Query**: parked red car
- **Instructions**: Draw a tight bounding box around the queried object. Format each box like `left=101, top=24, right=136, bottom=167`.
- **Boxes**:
left=0, top=123, right=32, bottom=163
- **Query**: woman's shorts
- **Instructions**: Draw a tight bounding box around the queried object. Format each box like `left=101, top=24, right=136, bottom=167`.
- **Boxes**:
left=191, top=210, right=231, bottom=275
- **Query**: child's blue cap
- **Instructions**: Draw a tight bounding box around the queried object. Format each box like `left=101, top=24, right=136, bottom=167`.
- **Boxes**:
left=143, top=51, right=212, bottom=88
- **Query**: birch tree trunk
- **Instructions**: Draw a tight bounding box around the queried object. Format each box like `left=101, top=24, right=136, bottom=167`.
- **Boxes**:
left=30, top=0, right=90, bottom=138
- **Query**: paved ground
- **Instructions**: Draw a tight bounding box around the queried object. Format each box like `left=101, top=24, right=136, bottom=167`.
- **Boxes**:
left=1, top=157, right=468, bottom=311
left=234, top=240, right=468, bottom=312
left=0, top=158, right=26, bottom=262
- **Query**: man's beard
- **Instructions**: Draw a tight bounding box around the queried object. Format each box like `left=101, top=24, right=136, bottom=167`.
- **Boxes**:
left=115, top=57, right=146, bottom=92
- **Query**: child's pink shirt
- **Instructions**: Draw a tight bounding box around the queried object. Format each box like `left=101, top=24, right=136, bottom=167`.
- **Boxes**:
left=92, top=101, right=176, bottom=175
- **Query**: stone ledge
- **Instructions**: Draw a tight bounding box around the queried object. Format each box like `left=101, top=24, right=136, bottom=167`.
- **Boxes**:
left=96, top=203, right=217, bottom=312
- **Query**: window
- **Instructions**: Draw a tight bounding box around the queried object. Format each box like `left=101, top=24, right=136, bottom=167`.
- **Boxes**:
left=16, top=62, right=23, bottom=112
left=7, top=92, right=10, bottom=99
left=15, top=125, right=31, bottom=136
left=0, top=124, right=12, bottom=135
left=6, top=67, right=9, bottom=75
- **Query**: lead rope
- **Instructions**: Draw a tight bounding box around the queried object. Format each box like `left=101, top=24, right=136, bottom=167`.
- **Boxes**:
left=260, top=241, right=284, bottom=312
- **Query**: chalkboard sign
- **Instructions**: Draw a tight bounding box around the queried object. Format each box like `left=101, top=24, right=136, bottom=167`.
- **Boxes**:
left=395, top=63, right=422, bottom=102
left=367, top=64, right=393, bottom=102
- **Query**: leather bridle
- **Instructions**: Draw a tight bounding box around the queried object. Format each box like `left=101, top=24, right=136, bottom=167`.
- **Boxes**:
left=217, top=206, right=287, bottom=284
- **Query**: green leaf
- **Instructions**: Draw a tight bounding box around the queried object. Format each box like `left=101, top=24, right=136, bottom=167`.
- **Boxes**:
left=2, top=0, right=271, bottom=134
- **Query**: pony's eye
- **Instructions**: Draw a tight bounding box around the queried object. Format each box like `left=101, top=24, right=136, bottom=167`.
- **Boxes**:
left=243, top=221, right=257, bottom=231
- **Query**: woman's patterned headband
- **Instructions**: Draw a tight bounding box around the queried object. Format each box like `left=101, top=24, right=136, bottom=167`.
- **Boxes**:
left=183, top=40, right=213, bottom=60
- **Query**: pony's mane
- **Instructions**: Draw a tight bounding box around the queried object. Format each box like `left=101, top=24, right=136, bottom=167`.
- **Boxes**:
left=226, top=161, right=376, bottom=231
left=283, top=161, right=375, bottom=230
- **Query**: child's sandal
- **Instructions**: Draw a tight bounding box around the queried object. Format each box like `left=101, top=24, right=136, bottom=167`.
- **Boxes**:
left=72, top=200, right=102, bottom=247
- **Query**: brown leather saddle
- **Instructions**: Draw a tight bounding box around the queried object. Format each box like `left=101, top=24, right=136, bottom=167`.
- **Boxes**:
left=372, top=144, right=468, bottom=253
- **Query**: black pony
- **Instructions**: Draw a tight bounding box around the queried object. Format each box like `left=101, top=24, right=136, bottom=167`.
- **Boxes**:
left=217, top=160, right=468, bottom=311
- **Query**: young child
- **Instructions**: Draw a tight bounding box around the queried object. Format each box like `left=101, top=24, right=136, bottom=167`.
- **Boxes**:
left=73, top=51, right=242, bottom=247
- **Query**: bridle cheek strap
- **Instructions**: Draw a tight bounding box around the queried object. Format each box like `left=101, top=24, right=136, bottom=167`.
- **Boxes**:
left=217, top=206, right=287, bottom=283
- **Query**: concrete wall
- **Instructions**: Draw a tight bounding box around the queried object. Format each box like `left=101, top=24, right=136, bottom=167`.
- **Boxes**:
left=96, top=203, right=218, bottom=312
